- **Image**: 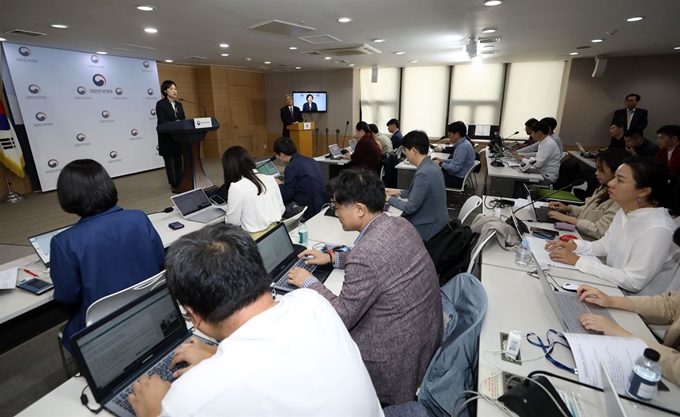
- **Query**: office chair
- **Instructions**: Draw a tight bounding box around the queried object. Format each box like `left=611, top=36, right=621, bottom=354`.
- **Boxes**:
left=458, top=196, right=483, bottom=225
left=466, top=229, right=497, bottom=276
left=445, top=160, right=481, bottom=196
left=282, top=206, right=307, bottom=232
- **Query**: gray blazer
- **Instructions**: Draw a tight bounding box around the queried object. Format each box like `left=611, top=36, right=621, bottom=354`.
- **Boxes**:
left=389, top=156, right=449, bottom=241
left=310, top=215, right=443, bottom=405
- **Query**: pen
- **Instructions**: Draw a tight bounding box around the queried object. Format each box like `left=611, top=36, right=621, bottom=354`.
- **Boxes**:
left=23, top=268, right=39, bottom=278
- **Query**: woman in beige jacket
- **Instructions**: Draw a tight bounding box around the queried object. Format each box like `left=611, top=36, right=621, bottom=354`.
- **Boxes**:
left=547, top=148, right=628, bottom=239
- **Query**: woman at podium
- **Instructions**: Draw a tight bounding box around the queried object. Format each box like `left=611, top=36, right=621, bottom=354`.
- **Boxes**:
left=156, top=80, right=186, bottom=191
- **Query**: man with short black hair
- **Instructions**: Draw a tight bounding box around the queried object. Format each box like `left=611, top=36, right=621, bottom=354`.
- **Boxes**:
left=655, top=125, right=680, bottom=175
left=287, top=170, right=442, bottom=406
left=516, top=116, right=564, bottom=155
left=128, top=223, right=383, bottom=417
left=624, top=129, right=659, bottom=157
left=273, top=136, right=325, bottom=218
left=433, top=121, right=476, bottom=188
left=385, top=130, right=448, bottom=241
left=386, top=118, right=403, bottom=148
left=512, top=121, right=562, bottom=183
left=612, top=93, right=648, bottom=132
left=511, top=118, right=539, bottom=150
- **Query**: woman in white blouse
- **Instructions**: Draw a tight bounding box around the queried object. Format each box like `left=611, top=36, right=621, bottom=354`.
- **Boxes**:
left=545, top=156, right=680, bottom=296
left=547, top=148, right=627, bottom=239
left=221, top=146, right=285, bottom=239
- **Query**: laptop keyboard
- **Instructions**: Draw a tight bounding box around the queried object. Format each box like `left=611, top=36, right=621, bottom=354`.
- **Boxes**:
left=189, top=207, right=224, bottom=223
left=273, top=257, right=317, bottom=291
left=554, top=292, right=592, bottom=334
left=534, top=206, right=554, bottom=223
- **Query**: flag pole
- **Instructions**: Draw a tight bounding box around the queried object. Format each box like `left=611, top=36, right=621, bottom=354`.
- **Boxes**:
left=2, top=168, right=26, bottom=203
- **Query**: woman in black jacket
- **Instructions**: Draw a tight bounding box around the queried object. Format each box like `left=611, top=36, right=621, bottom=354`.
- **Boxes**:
left=156, top=80, right=185, bottom=190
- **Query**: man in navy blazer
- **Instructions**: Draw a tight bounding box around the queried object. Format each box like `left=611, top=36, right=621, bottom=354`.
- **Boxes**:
left=386, top=130, right=449, bottom=241
left=387, top=118, right=403, bottom=149
left=280, top=94, right=303, bottom=137
left=611, top=93, right=648, bottom=133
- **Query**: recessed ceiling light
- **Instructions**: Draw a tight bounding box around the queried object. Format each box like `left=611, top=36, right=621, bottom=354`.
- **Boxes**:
left=449, top=35, right=466, bottom=42
left=164, top=59, right=173, bottom=62
left=627, top=17, right=644, bottom=22
left=569, top=52, right=579, bottom=56
left=289, top=47, right=297, bottom=50
left=409, top=60, right=418, bottom=63
left=395, top=51, right=405, bottom=55
left=0, top=38, right=5, bottom=42
left=51, top=24, right=69, bottom=29
left=337, top=17, right=352, bottom=23
left=264, top=61, right=271, bottom=64
left=144, top=28, right=158, bottom=33
left=324, top=56, right=332, bottom=60
left=221, top=53, right=229, bottom=57
left=484, top=0, right=503, bottom=6
left=96, top=51, right=107, bottom=55
left=482, top=28, right=497, bottom=34
left=482, top=45, right=494, bottom=49
left=136, top=5, right=155, bottom=11
left=219, top=43, right=229, bottom=48
left=295, top=67, right=301, bottom=70
left=591, top=38, right=604, bottom=43
left=372, top=39, right=385, bottom=43
left=348, top=64, right=355, bottom=67
left=674, top=47, right=680, bottom=50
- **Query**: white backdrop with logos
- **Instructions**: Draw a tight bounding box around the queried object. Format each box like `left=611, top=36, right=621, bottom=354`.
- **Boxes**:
left=1, top=43, right=163, bottom=191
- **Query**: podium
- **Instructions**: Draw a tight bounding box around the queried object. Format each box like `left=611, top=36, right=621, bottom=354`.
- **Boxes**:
left=287, top=122, right=315, bottom=157
left=156, top=118, right=220, bottom=193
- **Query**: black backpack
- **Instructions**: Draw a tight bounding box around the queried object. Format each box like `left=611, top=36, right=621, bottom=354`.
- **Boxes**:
left=425, top=219, right=476, bottom=286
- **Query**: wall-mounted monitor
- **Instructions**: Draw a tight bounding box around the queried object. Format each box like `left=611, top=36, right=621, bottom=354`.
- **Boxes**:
left=293, top=91, right=327, bottom=113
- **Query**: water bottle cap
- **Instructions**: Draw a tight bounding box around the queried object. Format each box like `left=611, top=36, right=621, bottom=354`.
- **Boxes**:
left=643, top=348, right=660, bottom=362
left=521, top=240, right=529, bottom=247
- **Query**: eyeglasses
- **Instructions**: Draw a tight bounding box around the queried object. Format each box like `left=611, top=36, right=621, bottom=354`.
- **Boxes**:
left=526, top=329, right=576, bottom=374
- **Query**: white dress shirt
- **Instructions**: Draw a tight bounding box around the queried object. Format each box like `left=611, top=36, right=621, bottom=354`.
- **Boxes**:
left=574, top=207, right=680, bottom=296
left=225, top=171, right=285, bottom=233
left=518, top=133, right=564, bottom=156
left=521, top=136, right=561, bottom=183
left=160, top=290, right=384, bottom=417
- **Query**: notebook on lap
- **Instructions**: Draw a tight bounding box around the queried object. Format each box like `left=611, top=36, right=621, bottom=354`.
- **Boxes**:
left=27, top=225, right=72, bottom=268
left=70, top=283, right=216, bottom=417
left=170, top=188, right=226, bottom=223
left=256, top=222, right=333, bottom=293
left=256, top=160, right=282, bottom=179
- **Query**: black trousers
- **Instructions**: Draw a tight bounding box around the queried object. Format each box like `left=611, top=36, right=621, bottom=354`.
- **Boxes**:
left=163, top=155, right=183, bottom=188
left=443, top=173, right=464, bottom=188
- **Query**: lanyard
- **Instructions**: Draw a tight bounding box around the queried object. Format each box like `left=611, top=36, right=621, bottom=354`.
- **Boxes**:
left=526, top=329, right=577, bottom=374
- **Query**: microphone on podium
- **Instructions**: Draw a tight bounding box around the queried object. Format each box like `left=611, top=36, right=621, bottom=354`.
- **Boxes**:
left=179, top=98, right=208, bottom=117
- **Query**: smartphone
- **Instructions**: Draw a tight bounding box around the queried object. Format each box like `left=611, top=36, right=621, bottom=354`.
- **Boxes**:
left=17, top=278, right=54, bottom=295
left=169, top=221, right=185, bottom=230
left=209, top=194, right=226, bottom=206
left=529, top=227, right=559, bottom=238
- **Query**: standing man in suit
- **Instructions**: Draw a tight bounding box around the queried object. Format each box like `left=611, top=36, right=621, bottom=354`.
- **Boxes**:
left=302, top=94, right=318, bottom=112
left=654, top=125, right=680, bottom=175
left=386, top=130, right=448, bottom=241
left=280, top=94, right=303, bottom=137
left=386, top=118, right=403, bottom=149
left=156, top=80, right=186, bottom=191
left=611, top=93, right=648, bottom=133
left=287, top=170, right=443, bottom=406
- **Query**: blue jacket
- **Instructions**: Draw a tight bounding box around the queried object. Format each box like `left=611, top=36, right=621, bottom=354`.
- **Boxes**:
left=50, top=206, right=166, bottom=353
left=279, top=153, right=325, bottom=208
left=441, top=137, right=475, bottom=179
left=418, top=273, right=488, bottom=417
left=388, top=157, right=449, bottom=241
left=391, top=130, right=403, bottom=149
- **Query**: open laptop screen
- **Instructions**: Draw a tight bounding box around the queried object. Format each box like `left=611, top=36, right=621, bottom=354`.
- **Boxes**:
left=257, top=161, right=279, bottom=176
left=328, top=144, right=341, bottom=157
left=28, top=226, right=72, bottom=266
left=172, top=189, right=212, bottom=216
left=256, top=223, right=295, bottom=274
left=73, top=286, right=182, bottom=395
left=349, top=139, right=357, bottom=152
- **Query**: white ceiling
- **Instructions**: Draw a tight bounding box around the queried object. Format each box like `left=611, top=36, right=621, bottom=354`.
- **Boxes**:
left=1, top=0, right=679, bottom=72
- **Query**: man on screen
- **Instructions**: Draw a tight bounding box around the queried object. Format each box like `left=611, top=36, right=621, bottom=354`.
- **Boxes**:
left=280, top=94, right=303, bottom=137
left=302, top=94, right=318, bottom=112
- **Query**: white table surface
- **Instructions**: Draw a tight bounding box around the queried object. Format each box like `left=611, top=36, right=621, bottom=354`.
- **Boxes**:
left=568, top=150, right=597, bottom=169
left=395, top=152, right=449, bottom=171
left=485, top=147, right=544, bottom=181
left=477, top=264, right=679, bottom=416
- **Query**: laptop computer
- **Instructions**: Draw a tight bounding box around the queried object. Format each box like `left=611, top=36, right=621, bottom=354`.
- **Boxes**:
left=27, top=225, right=72, bottom=268
left=328, top=144, right=343, bottom=159
left=256, top=159, right=282, bottom=179
left=576, top=142, right=596, bottom=158
left=70, top=283, right=215, bottom=417
left=349, top=139, right=357, bottom=152
left=523, top=183, right=555, bottom=223
left=601, top=361, right=628, bottom=416
left=170, top=188, right=226, bottom=223
left=533, top=254, right=616, bottom=334
left=256, top=222, right=333, bottom=293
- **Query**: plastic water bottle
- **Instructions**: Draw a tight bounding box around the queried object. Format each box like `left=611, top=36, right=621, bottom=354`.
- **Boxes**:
left=627, top=348, right=662, bottom=401
left=298, top=220, right=308, bottom=247
left=515, top=240, right=531, bottom=267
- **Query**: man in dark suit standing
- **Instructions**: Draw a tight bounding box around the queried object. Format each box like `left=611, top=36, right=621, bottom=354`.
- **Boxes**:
left=611, top=93, right=648, bottom=133
left=288, top=170, right=442, bottom=406
left=302, top=94, right=318, bottom=112
left=280, top=94, right=303, bottom=137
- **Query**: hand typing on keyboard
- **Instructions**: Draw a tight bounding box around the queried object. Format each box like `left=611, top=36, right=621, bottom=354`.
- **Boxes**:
left=128, top=374, right=170, bottom=417
left=545, top=239, right=580, bottom=266
left=288, top=250, right=328, bottom=287
left=169, top=337, right=218, bottom=379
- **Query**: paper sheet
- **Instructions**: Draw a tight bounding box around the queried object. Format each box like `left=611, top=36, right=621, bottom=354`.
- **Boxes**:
left=564, top=333, right=648, bottom=394
left=476, top=124, right=491, bottom=136
left=526, top=236, right=601, bottom=270
left=0, top=267, right=18, bottom=290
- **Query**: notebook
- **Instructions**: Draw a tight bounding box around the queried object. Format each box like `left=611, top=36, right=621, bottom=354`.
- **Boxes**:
left=576, top=142, right=596, bottom=158
left=70, top=283, right=215, bottom=417
left=256, top=160, right=282, bottom=178
left=523, top=183, right=555, bottom=223
left=349, top=139, right=357, bottom=152
left=170, top=188, right=226, bottom=223
left=256, top=222, right=333, bottom=293
left=533, top=253, right=616, bottom=334
left=328, top=144, right=343, bottom=159
left=27, top=225, right=72, bottom=267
